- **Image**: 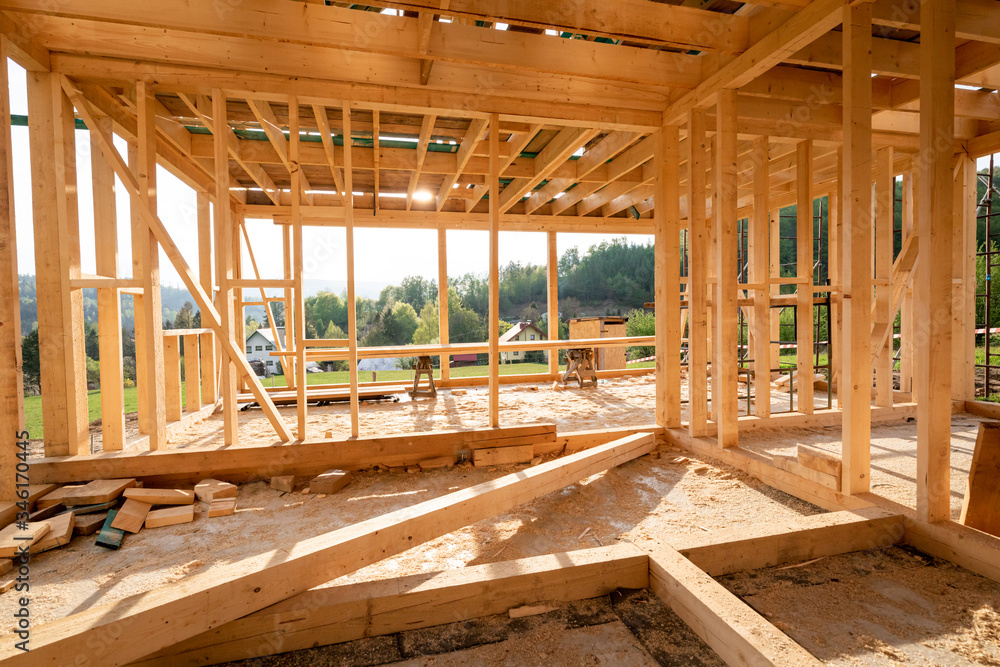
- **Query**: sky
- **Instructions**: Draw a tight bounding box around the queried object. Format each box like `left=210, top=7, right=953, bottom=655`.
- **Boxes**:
left=7, top=60, right=652, bottom=292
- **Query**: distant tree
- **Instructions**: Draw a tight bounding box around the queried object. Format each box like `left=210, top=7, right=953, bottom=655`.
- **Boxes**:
left=84, top=322, right=100, bottom=361
left=625, top=308, right=655, bottom=359
left=520, top=301, right=542, bottom=324
left=445, top=287, right=484, bottom=343
left=245, top=316, right=261, bottom=338
left=412, top=300, right=440, bottom=345
left=174, top=301, right=196, bottom=329
left=498, top=319, right=513, bottom=336
left=561, top=297, right=581, bottom=320
left=20, top=329, right=40, bottom=394
left=323, top=321, right=347, bottom=340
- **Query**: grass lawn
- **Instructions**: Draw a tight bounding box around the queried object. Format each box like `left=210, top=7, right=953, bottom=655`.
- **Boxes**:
left=22, top=360, right=658, bottom=439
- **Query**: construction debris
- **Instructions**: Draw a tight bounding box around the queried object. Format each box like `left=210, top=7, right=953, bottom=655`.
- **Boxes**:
left=309, top=470, right=352, bottom=495
left=146, top=505, right=196, bottom=529
left=209, top=497, right=237, bottom=518
left=270, top=476, right=296, bottom=493
left=124, top=488, right=196, bottom=505
left=111, top=499, right=152, bottom=534
left=194, top=479, right=237, bottom=503
left=95, top=510, right=127, bottom=550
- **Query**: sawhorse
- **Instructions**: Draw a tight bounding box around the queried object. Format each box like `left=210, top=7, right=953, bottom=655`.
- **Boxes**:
left=409, top=355, right=437, bottom=397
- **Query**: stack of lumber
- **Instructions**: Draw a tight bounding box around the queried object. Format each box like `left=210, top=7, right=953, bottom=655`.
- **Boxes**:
left=772, top=445, right=842, bottom=491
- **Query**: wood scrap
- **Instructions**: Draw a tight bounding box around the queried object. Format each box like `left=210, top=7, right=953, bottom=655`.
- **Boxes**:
left=29, top=503, right=65, bottom=522
left=270, top=476, right=295, bottom=493
left=0, top=522, right=51, bottom=558
left=961, top=422, right=1000, bottom=536
left=797, top=445, right=842, bottom=477
left=508, top=604, right=557, bottom=618
left=194, top=479, right=237, bottom=503
left=62, top=479, right=136, bottom=506
left=450, top=389, right=467, bottom=396
left=110, top=499, right=152, bottom=534
left=0, top=504, right=16, bottom=531
left=773, top=454, right=840, bottom=491
left=146, top=505, right=195, bottom=529
left=0, top=579, right=14, bottom=594
left=67, top=500, right=117, bottom=515
left=124, top=488, right=196, bottom=505
left=25, top=484, right=59, bottom=511
left=0, top=559, right=10, bottom=576
left=73, top=513, right=107, bottom=536
left=309, top=470, right=352, bottom=495
left=209, top=497, right=237, bottom=517
left=473, top=444, right=534, bottom=467
left=30, top=513, right=75, bottom=554
left=95, top=510, right=126, bottom=550
left=417, top=456, right=454, bottom=471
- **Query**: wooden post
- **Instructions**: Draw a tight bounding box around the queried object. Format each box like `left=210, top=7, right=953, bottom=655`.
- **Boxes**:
left=916, top=0, right=955, bottom=523
left=164, top=336, right=182, bottom=422
left=283, top=224, right=295, bottom=390
left=0, top=39, right=23, bottom=497
left=233, top=214, right=245, bottom=393
left=841, top=2, right=873, bottom=495
left=656, top=124, right=682, bottom=428
left=27, top=72, right=87, bottom=456
left=796, top=139, right=815, bottom=415
left=489, top=113, right=501, bottom=428
left=953, top=154, right=976, bottom=403
left=128, top=141, right=150, bottom=436
left=184, top=334, right=200, bottom=414
left=212, top=89, right=238, bottom=446
left=769, top=187, right=782, bottom=374
left=829, top=153, right=843, bottom=406
left=687, top=109, right=709, bottom=437
left=714, top=90, right=739, bottom=447
left=291, top=101, right=308, bottom=440
left=91, top=115, right=126, bottom=451
left=899, top=172, right=914, bottom=394
left=136, top=81, right=167, bottom=450
left=438, top=228, right=450, bottom=382
left=342, top=101, right=360, bottom=438
left=752, top=137, right=771, bottom=420
left=874, top=146, right=894, bottom=407
left=200, top=332, right=216, bottom=405
left=547, top=231, right=559, bottom=377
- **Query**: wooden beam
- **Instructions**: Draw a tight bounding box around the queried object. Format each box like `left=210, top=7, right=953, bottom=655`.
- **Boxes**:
left=953, top=154, right=976, bottom=403
left=498, top=127, right=596, bottom=213
left=247, top=98, right=313, bottom=205
left=163, top=336, right=182, bottom=422
left=874, top=146, right=894, bottom=407
left=91, top=114, right=126, bottom=451
left=14, top=432, right=654, bottom=666
left=648, top=542, right=823, bottom=666
left=438, top=227, right=450, bottom=381
left=916, top=0, right=955, bottom=524
left=440, top=117, right=488, bottom=211
left=688, top=109, right=709, bottom=438
left=796, top=139, right=814, bottom=415
left=342, top=101, right=360, bottom=438
left=135, top=544, right=649, bottom=667
left=183, top=334, right=200, bottom=414
left=489, top=113, right=500, bottom=427
left=715, top=90, right=739, bottom=447
left=841, top=3, right=873, bottom=496
left=311, top=104, right=348, bottom=208
left=406, top=114, right=435, bottom=210
left=656, top=125, right=682, bottom=429
left=0, top=37, right=22, bottom=496
left=752, top=136, right=771, bottom=420
left=27, top=72, right=87, bottom=456
left=65, top=78, right=293, bottom=442
left=547, top=230, right=559, bottom=376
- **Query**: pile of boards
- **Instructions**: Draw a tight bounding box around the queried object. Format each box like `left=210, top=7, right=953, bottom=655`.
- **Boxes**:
left=269, top=468, right=353, bottom=495
left=0, top=476, right=246, bottom=576
left=772, top=444, right=843, bottom=491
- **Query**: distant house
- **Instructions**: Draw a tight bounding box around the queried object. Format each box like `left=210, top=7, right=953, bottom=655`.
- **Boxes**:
left=244, top=327, right=284, bottom=374
left=499, top=321, right=547, bottom=363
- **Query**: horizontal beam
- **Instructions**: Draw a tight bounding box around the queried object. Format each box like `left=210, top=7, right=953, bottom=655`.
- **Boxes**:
left=135, top=544, right=649, bottom=666
left=13, top=432, right=654, bottom=666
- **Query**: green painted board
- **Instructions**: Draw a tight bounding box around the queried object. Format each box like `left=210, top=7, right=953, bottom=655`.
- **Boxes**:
left=95, top=510, right=126, bottom=550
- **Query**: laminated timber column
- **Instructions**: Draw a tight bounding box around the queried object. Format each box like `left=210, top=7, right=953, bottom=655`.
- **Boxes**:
left=291, top=101, right=307, bottom=440
left=341, top=100, right=360, bottom=438
left=899, top=173, right=914, bottom=394
left=752, top=137, right=770, bottom=419
left=874, top=147, right=894, bottom=408
left=687, top=109, right=709, bottom=437
left=829, top=153, right=843, bottom=405
left=27, top=72, right=87, bottom=456
left=233, top=214, right=245, bottom=394
left=438, top=228, right=450, bottom=382
left=489, top=113, right=500, bottom=428
left=197, top=192, right=217, bottom=404
left=547, top=231, right=559, bottom=377
left=916, top=0, right=955, bottom=523
left=796, top=139, right=814, bottom=415
left=91, top=115, right=125, bottom=450
left=714, top=90, right=739, bottom=447
left=769, top=193, right=782, bottom=374
left=841, top=2, right=874, bottom=495
left=212, top=90, right=238, bottom=446
left=283, top=224, right=295, bottom=392
left=655, top=124, right=682, bottom=428
left=135, top=81, right=167, bottom=450
left=953, top=154, right=976, bottom=403
left=0, top=39, right=23, bottom=498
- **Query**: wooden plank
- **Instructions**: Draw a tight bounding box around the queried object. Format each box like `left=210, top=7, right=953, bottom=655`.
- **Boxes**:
left=656, top=125, right=682, bottom=428
left=124, top=488, right=195, bottom=505
left=183, top=334, right=201, bottom=414
left=953, top=155, right=976, bottom=402
left=32, top=424, right=558, bottom=486
left=773, top=454, right=840, bottom=491
left=193, top=479, right=237, bottom=503
left=270, top=476, right=295, bottom=493
left=208, top=497, right=237, bottom=517
left=0, top=521, right=50, bottom=558
left=547, top=231, right=559, bottom=377
left=95, top=509, right=126, bottom=550
left=675, top=507, right=904, bottom=577
left=438, top=228, right=450, bottom=382
left=797, top=445, right=843, bottom=478
left=472, top=444, right=534, bottom=467
left=688, top=108, right=709, bottom=437
left=62, top=478, right=136, bottom=506
left=0, top=38, right=22, bottom=498
left=874, top=146, right=894, bottom=408
left=73, top=513, right=107, bottom=536
left=146, top=505, right=195, bottom=529
left=163, top=336, right=183, bottom=422
left=110, top=499, right=151, bottom=533
left=715, top=89, right=739, bottom=447
left=134, top=544, right=649, bottom=667
left=648, top=542, right=822, bottom=667
left=752, top=137, right=771, bottom=420
left=341, top=101, right=360, bottom=438
left=960, top=422, right=1000, bottom=536
left=488, top=113, right=500, bottom=427
left=916, top=0, right=956, bottom=524
left=841, top=3, right=874, bottom=496
left=309, top=470, right=352, bottom=495
left=36, top=486, right=82, bottom=510
left=199, top=331, right=216, bottom=406
left=29, top=512, right=74, bottom=554
left=16, top=433, right=654, bottom=665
